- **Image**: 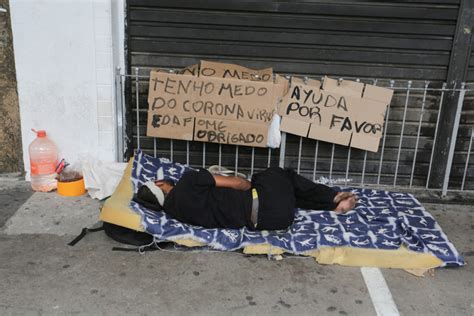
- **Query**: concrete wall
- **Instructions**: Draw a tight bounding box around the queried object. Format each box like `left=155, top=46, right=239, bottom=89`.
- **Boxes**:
left=10, top=0, right=125, bottom=179
left=0, top=0, right=22, bottom=173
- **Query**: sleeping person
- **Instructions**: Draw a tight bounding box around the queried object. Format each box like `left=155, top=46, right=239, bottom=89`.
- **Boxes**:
left=135, top=167, right=357, bottom=231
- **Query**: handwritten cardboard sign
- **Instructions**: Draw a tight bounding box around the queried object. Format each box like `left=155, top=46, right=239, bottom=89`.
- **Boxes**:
left=179, top=64, right=199, bottom=76
left=199, top=60, right=273, bottom=82
left=147, top=62, right=282, bottom=147
left=279, top=77, right=393, bottom=152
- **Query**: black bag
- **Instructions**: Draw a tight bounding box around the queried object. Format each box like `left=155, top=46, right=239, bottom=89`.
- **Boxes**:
left=68, top=187, right=169, bottom=251
left=103, top=222, right=153, bottom=246
left=68, top=222, right=170, bottom=252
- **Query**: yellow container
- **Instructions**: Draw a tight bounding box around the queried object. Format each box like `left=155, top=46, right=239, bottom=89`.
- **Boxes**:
left=57, top=177, right=86, bottom=197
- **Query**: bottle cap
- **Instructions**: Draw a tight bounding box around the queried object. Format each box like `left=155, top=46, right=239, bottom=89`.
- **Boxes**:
left=32, top=129, right=46, bottom=137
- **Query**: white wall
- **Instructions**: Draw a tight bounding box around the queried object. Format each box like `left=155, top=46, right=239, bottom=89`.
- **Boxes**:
left=10, top=0, right=125, bottom=179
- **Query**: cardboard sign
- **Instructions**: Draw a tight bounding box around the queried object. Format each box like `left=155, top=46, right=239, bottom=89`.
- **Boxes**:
left=279, top=77, right=393, bottom=152
left=147, top=63, right=279, bottom=147
left=147, top=114, right=194, bottom=140
left=199, top=60, right=273, bottom=82
left=194, top=118, right=268, bottom=146
left=180, top=64, right=199, bottom=76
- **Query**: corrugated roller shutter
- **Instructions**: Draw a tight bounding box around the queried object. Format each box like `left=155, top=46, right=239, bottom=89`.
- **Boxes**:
left=126, top=0, right=472, bottom=189
left=129, top=0, right=457, bottom=80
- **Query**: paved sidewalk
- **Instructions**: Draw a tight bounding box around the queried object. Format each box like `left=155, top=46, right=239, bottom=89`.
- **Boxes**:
left=0, top=179, right=472, bottom=315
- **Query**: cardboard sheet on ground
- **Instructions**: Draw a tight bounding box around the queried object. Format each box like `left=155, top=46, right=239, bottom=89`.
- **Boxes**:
left=147, top=61, right=287, bottom=147
left=279, top=77, right=393, bottom=152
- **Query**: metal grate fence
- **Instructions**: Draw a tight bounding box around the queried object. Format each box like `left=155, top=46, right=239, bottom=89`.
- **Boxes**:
left=115, top=67, right=474, bottom=196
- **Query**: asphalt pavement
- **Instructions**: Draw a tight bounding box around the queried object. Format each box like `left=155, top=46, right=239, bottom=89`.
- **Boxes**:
left=0, top=177, right=472, bottom=315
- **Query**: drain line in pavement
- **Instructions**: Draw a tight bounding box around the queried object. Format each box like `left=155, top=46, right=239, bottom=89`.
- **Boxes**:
left=361, top=267, right=400, bottom=316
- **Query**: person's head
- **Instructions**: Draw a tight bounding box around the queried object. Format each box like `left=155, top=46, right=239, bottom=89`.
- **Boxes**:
left=134, top=178, right=175, bottom=211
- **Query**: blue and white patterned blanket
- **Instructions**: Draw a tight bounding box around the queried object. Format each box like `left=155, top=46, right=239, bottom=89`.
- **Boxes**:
left=130, top=150, right=464, bottom=267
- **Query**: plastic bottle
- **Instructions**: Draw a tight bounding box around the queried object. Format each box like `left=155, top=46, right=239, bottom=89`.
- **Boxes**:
left=29, top=129, right=58, bottom=192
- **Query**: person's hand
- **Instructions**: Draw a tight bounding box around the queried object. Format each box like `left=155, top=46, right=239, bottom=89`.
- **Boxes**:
left=333, top=192, right=354, bottom=204
left=236, top=177, right=251, bottom=190
left=333, top=192, right=358, bottom=214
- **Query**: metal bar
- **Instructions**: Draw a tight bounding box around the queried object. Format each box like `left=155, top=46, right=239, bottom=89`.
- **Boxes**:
left=389, top=87, right=454, bottom=91
left=442, top=84, right=466, bottom=196
left=250, top=147, right=255, bottom=176
left=377, top=80, right=395, bottom=185
left=426, top=82, right=447, bottom=188
left=186, top=141, right=189, bottom=165
left=202, top=143, right=206, bottom=168
left=120, top=67, right=182, bottom=77
left=461, top=128, right=473, bottom=191
left=394, top=81, right=412, bottom=186
left=312, top=141, right=319, bottom=182
left=121, top=80, right=467, bottom=92
left=410, top=81, right=429, bottom=188
left=123, top=75, right=152, bottom=79
left=345, top=147, right=351, bottom=186
left=120, top=72, right=467, bottom=91
left=153, top=138, right=157, bottom=158
left=360, top=78, right=376, bottom=184
left=114, top=67, right=124, bottom=162
left=267, top=148, right=271, bottom=168
left=135, top=67, right=140, bottom=149
left=329, top=144, right=335, bottom=181
left=121, top=72, right=129, bottom=160
left=114, top=69, right=120, bottom=161
left=297, top=137, right=303, bottom=174
left=218, top=144, right=222, bottom=173
left=170, top=139, right=173, bottom=161
left=361, top=151, right=367, bottom=185
left=279, top=132, right=287, bottom=168
left=436, top=188, right=474, bottom=193
left=235, top=146, right=239, bottom=176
